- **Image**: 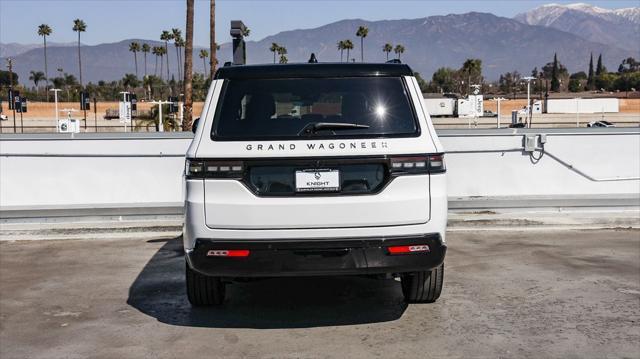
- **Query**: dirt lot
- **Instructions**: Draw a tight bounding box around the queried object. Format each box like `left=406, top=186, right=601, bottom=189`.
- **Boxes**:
left=1, top=229, right=638, bottom=358
left=0, top=101, right=206, bottom=121
left=6, top=99, right=640, bottom=120
left=1, top=99, right=638, bottom=132
left=483, top=98, right=640, bottom=116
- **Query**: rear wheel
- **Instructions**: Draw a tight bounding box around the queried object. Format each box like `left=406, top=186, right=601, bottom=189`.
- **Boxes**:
left=401, top=262, right=444, bottom=303
left=186, top=261, right=225, bottom=306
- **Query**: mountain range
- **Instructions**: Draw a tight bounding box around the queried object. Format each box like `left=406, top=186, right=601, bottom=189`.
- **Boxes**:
left=514, top=3, right=640, bottom=52
left=1, top=3, right=638, bottom=84
left=0, top=42, right=77, bottom=58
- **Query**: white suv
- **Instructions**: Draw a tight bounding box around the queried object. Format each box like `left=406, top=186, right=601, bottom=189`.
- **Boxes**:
left=184, top=63, right=447, bottom=305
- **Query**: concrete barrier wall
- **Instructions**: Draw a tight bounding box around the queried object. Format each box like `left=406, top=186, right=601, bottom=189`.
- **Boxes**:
left=439, top=128, right=640, bottom=208
left=1, top=129, right=638, bottom=218
left=0, top=133, right=192, bottom=217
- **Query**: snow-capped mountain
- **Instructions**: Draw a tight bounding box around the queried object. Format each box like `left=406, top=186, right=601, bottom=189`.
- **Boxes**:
left=514, top=3, right=640, bottom=52
left=516, top=3, right=640, bottom=24
left=614, top=7, right=640, bottom=23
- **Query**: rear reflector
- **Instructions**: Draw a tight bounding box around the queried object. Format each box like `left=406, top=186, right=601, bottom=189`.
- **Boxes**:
left=206, top=249, right=250, bottom=257
left=387, top=245, right=430, bottom=254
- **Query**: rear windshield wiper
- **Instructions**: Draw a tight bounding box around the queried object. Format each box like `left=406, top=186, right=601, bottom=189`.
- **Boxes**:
left=299, top=122, right=370, bottom=136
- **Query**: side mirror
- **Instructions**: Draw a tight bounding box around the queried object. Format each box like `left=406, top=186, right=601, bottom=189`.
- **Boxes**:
left=192, top=118, right=200, bottom=134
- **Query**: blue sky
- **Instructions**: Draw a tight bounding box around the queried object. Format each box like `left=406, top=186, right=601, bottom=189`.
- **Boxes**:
left=1, top=0, right=638, bottom=46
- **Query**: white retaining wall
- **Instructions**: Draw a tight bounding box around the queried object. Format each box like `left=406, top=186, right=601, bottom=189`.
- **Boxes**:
left=1, top=129, right=638, bottom=218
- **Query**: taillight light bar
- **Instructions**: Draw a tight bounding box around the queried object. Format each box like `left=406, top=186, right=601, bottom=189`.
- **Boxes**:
left=389, top=153, right=445, bottom=175
left=387, top=245, right=430, bottom=255
left=186, top=159, right=244, bottom=179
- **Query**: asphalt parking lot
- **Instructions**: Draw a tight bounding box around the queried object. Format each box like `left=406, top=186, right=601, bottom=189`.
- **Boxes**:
left=1, top=229, right=639, bottom=359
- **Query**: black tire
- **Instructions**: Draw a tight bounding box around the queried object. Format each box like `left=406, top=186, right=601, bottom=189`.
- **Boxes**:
left=186, top=261, right=225, bottom=306
left=401, top=262, right=444, bottom=303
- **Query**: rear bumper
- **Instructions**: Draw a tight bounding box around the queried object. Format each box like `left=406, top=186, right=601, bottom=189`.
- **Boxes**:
left=186, top=233, right=446, bottom=278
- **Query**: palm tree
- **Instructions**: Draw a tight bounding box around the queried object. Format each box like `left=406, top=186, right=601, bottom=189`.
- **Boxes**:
left=37, top=24, right=52, bottom=100
left=176, top=37, right=186, bottom=84
left=172, top=28, right=183, bottom=81
left=122, top=73, right=140, bottom=90
left=156, top=46, right=166, bottom=80
left=184, top=0, right=195, bottom=131
left=129, top=42, right=140, bottom=78
left=343, top=40, right=354, bottom=62
left=337, top=40, right=345, bottom=62
left=356, top=26, right=369, bottom=62
left=277, top=46, right=288, bottom=64
left=52, top=77, right=65, bottom=92
left=141, top=43, right=150, bottom=77
left=199, top=49, right=209, bottom=77
left=72, top=19, right=87, bottom=87
left=209, top=0, right=216, bottom=79
left=383, top=43, right=393, bottom=61
left=269, top=43, right=280, bottom=64
left=152, top=46, right=160, bottom=77
left=143, top=74, right=163, bottom=100
left=63, top=73, right=77, bottom=101
left=394, top=44, right=405, bottom=61
left=29, top=71, right=46, bottom=92
left=160, top=30, right=174, bottom=82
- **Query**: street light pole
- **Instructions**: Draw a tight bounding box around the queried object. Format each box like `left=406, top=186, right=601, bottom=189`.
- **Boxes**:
left=50, top=89, right=61, bottom=130
left=576, top=97, right=581, bottom=128
left=523, top=76, right=535, bottom=128
left=150, top=100, right=171, bottom=132
left=493, top=97, right=506, bottom=128
left=6, top=58, right=16, bottom=133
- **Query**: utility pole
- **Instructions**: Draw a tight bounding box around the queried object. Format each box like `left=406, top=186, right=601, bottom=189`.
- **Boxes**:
left=6, top=58, right=16, bottom=133
left=150, top=100, right=171, bottom=132
left=50, top=89, right=61, bottom=123
left=19, top=100, right=24, bottom=133
left=576, top=97, right=581, bottom=128
left=93, top=97, right=98, bottom=132
left=179, top=93, right=184, bottom=129
left=523, top=76, right=535, bottom=128
left=493, top=97, right=506, bottom=128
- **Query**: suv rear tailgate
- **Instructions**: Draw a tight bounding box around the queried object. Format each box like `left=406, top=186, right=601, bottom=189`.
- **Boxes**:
left=204, top=175, right=430, bottom=229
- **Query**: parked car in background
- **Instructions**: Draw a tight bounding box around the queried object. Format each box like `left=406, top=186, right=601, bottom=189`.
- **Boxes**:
left=587, top=121, right=615, bottom=128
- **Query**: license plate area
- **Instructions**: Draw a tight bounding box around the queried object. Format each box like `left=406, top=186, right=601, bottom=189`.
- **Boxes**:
left=295, top=169, right=340, bottom=192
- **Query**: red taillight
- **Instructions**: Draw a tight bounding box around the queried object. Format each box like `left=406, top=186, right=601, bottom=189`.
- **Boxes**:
left=206, top=249, right=250, bottom=257
left=389, top=154, right=445, bottom=174
left=387, top=245, right=430, bottom=254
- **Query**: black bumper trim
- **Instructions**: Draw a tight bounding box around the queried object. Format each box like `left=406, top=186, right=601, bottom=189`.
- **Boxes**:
left=186, top=233, right=446, bottom=278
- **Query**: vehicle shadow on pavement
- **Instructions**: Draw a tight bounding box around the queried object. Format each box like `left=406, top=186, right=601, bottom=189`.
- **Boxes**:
left=127, top=237, right=408, bottom=329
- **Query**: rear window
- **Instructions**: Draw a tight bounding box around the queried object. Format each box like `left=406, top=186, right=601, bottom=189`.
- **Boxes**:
left=211, top=77, right=418, bottom=140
